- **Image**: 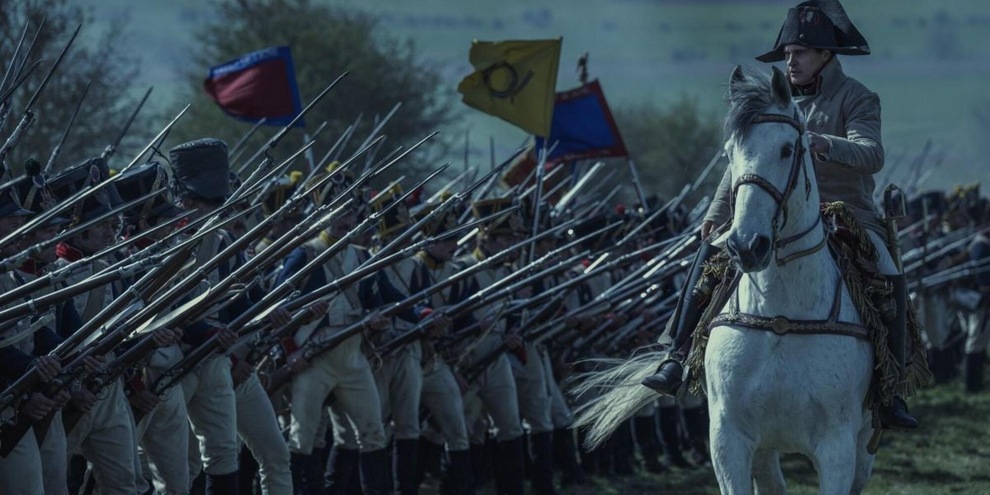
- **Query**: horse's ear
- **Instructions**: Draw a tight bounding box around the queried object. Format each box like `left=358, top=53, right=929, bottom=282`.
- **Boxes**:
left=730, top=65, right=746, bottom=90
left=770, top=66, right=791, bottom=105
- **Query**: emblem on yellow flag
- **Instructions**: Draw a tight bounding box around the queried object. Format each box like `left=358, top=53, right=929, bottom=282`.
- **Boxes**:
left=457, top=38, right=562, bottom=137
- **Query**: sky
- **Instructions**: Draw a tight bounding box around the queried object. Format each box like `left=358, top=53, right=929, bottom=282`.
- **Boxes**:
left=77, top=0, right=990, bottom=192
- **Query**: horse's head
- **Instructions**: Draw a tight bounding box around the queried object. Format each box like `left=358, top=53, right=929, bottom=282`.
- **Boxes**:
left=723, top=65, right=814, bottom=273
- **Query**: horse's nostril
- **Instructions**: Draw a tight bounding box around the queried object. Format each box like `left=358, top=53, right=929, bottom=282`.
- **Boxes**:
left=750, top=235, right=771, bottom=259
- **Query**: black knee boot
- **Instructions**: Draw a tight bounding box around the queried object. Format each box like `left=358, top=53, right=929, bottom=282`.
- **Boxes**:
left=324, top=447, right=360, bottom=495
left=878, top=274, right=920, bottom=430
left=658, top=406, right=692, bottom=469
left=611, top=420, right=635, bottom=476
left=530, top=432, right=557, bottom=495
left=642, top=240, right=717, bottom=394
left=359, top=448, right=392, bottom=495
left=441, top=449, right=475, bottom=495
left=241, top=445, right=261, bottom=495
left=633, top=415, right=664, bottom=473
left=394, top=439, right=419, bottom=495
left=681, top=405, right=710, bottom=466
left=553, top=427, right=584, bottom=486
left=205, top=472, right=239, bottom=495
left=494, top=437, right=525, bottom=495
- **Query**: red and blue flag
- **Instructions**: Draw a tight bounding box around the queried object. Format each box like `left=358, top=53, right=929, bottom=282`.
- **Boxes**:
left=204, top=46, right=304, bottom=127
left=535, top=80, right=627, bottom=163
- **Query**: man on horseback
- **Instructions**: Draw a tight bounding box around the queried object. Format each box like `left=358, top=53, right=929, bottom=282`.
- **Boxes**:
left=642, top=0, right=920, bottom=430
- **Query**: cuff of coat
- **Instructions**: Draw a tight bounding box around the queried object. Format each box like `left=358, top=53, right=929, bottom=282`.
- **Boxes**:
left=822, top=135, right=882, bottom=174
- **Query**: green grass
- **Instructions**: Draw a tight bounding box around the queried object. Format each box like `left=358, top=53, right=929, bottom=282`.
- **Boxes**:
left=422, top=379, right=990, bottom=494
left=566, top=382, right=990, bottom=494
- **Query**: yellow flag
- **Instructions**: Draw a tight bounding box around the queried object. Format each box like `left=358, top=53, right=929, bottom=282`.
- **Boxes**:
left=457, top=38, right=562, bottom=137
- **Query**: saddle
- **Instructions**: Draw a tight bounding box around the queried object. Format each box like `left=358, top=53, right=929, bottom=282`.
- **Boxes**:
left=682, top=202, right=933, bottom=415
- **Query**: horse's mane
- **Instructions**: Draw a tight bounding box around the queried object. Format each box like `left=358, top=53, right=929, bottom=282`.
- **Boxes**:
left=723, top=66, right=789, bottom=141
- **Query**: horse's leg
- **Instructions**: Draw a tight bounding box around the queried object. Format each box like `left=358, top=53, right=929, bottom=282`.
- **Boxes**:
left=810, top=431, right=857, bottom=495
left=753, top=449, right=787, bottom=495
left=850, top=422, right=876, bottom=494
left=709, top=412, right=755, bottom=495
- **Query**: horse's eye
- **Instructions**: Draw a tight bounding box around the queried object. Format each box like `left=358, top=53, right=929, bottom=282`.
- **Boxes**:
left=781, top=144, right=793, bottom=159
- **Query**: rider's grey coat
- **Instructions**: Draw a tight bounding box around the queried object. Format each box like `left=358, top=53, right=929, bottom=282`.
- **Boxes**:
left=706, top=57, right=886, bottom=236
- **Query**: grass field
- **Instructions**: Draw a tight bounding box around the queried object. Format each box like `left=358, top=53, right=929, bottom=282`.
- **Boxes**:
left=564, top=382, right=990, bottom=494
left=420, top=377, right=990, bottom=494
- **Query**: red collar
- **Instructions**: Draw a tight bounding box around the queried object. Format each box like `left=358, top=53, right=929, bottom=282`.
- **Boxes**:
left=56, top=242, right=86, bottom=262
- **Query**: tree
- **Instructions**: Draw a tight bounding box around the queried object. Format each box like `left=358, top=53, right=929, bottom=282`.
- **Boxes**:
left=170, top=0, right=458, bottom=183
left=611, top=96, right=723, bottom=204
left=0, top=0, right=147, bottom=175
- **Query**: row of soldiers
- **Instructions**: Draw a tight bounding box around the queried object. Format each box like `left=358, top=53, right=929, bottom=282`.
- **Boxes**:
left=901, top=186, right=990, bottom=393
left=0, top=134, right=715, bottom=495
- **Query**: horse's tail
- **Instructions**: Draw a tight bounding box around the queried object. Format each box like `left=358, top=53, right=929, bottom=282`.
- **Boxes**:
left=570, top=350, right=665, bottom=449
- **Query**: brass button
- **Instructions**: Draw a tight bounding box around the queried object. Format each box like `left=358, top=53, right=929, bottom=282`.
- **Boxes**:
left=770, top=317, right=789, bottom=335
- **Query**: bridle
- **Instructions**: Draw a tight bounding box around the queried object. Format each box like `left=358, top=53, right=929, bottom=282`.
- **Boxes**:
left=730, top=110, right=826, bottom=266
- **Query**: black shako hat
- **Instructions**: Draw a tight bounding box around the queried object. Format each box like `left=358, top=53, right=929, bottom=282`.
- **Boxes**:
left=167, top=138, right=230, bottom=202
left=47, top=157, right=120, bottom=226
left=756, top=0, right=870, bottom=63
left=115, top=162, right=185, bottom=225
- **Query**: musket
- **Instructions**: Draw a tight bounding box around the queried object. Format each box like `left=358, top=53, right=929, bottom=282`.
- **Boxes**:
left=552, top=161, right=606, bottom=217
left=42, top=80, right=91, bottom=176
left=0, top=209, right=193, bottom=306
left=0, top=207, right=241, bottom=309
left=0, top=187, right=164, bottom=273
left=297, top=121, right=356, bottom=189
left=357, top=102, right=402, bottom=175
left=1, top=103, right=191, bottom=245
left=612, top=184, right=692, bottom=247
left=0, top=17, right=43, bottom=130
left=626, top=159, right=650, bottom=213
left=101, top=86, right=153, bottom=163
left=428, top=251, right=592, bottom=353
left=425, top=168, right=473, bottom=204
left=0, top=59, right=42, bottom=126
left=456, top=146, right=527, bottom=224
left=256, top=210, right=522, bottom=395
left=902, top=226, right=985, bottom=273
left=0, top=22, right=32, bottom=102
left=234, top=73, right=348, bottom=188
left=82, top=200, right=354, bottom=425
left=0, top=235, right=198, bottom=453
left=0, top=25, right=81, bottom=163
left=460, top=293, right=574, bottom=384
left=154, top=165, right=453, bottom=400
left=239, top=200, right=510, bottom=375
left=228, top=118, right=268, bottom=164
left=367, top=212, right=591, bottom=358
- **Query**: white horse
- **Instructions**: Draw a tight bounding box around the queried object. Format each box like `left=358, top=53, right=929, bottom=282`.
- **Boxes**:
left=574, top=65, right=876, bottom=494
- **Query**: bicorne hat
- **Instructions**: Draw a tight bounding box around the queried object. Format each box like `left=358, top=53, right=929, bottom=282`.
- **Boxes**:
left=756, top=0, right=870, bottom=63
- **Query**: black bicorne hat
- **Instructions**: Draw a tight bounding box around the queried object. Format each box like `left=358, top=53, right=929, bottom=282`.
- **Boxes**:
left=167, top=138, right=230, bottom=202
left=115, top=162, right=185, bottom=226
left=47, top=157, right=120, bottom=226
left=756, top=0, right=870, bottom=63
